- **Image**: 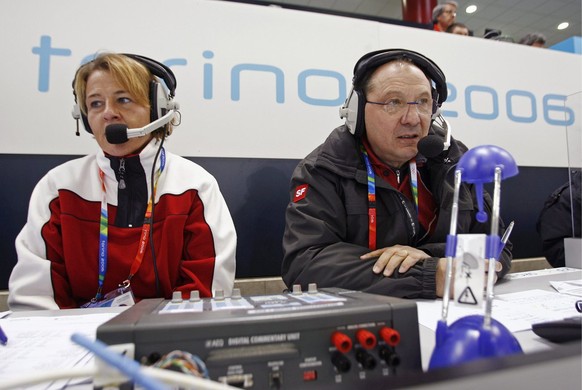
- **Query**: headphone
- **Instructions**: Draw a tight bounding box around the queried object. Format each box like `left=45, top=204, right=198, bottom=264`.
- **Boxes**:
left=72, top=53, right=178, bottom=134
left=339, top=49, right=448, bottom=138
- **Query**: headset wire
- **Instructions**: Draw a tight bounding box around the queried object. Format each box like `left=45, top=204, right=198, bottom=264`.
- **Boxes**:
left=149, top=134, right=165, bottom=297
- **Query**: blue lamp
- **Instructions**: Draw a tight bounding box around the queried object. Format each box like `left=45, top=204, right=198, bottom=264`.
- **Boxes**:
left=429, top=145, right=522, bottom=370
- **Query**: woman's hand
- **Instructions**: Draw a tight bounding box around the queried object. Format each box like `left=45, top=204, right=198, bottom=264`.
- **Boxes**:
left=361, top=245, right=430, bottom=277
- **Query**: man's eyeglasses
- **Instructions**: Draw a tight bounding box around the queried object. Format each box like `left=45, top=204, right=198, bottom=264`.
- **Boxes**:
left=443, top=10, right=457, bottom=15
left=366, top=98, right=434, bottom=117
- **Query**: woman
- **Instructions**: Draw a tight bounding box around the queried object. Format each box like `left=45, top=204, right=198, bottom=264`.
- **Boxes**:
left=8, top=53, right=236, bottom=310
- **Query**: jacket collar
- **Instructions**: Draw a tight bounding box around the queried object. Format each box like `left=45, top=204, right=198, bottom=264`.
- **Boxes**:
left=96, top=138, right=161, bottom=182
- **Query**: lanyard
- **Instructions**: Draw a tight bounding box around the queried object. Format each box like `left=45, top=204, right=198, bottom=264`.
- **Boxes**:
left=360, top=146, right=419, bottom=250
left=360, top=145, right=377, bottom=250
left=409, top=160, right=419, bottom=213
left=93, top=148, right=166, bottom=301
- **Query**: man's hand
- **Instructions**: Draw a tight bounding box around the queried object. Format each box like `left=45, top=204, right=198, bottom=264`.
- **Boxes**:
left=361, top=245, right=429, bottom=277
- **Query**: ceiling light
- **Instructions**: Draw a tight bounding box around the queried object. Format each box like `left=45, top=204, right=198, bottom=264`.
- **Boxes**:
left=557, top=22, right=569, bottom=30
left=466, top=5, right=477, bottom=14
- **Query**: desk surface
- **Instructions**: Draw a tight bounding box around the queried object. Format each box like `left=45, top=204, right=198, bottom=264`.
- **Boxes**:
left=496, top=267, right=582, bottom=294
left=3, top=268, right=581, bottom=389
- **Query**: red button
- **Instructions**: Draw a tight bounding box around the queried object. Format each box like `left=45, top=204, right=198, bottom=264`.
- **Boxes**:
left=303, top=370, right=318, bottom=381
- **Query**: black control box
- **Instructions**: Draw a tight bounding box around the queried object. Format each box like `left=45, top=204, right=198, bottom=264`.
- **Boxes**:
left=96, top=286, right=422, bottom=389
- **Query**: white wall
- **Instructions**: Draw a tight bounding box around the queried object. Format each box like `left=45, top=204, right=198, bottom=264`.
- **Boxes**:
left=1, top=0, right=580, bottom=167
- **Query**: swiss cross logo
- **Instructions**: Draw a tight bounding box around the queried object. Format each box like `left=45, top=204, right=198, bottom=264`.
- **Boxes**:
left=293, top=184, right=309, bottom=202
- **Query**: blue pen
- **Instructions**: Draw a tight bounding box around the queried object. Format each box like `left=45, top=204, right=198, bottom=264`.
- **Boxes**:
left=0, top=324, right=8, bottom=345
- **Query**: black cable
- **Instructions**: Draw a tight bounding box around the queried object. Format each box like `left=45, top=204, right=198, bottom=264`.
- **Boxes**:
left=149, top=135, right=165, bottom=297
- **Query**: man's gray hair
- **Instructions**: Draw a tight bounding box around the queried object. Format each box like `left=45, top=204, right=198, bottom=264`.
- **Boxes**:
left=519, top=32, right=547, bottom=46
left=432, top=1, right=459, bottom=23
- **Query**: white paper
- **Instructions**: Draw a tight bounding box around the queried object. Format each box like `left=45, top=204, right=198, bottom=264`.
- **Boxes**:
left=0, top=312, right=118, bottom=390
left=417, top=289, right=581, bottom=333
left=550, top=279, right=582, bottom=297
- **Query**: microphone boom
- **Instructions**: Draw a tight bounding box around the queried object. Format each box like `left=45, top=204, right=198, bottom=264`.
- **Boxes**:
left=105, top=110, right=177, bottom=144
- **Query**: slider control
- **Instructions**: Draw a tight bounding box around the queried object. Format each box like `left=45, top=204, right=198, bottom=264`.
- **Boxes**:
left=307, top=283, right=318, bottom=294
left=292, top=285, right=303, bottom=295
left=189, top=290, right=200, bottom=302
left=171, top=291, right=183, bottom=303
left=214, top=290, right=225, bottom=301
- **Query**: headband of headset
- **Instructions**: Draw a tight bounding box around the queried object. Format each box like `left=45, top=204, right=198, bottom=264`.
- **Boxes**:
left=122, top=53, right=177, bottom=98
left=352, top=48, right=447, bottom=104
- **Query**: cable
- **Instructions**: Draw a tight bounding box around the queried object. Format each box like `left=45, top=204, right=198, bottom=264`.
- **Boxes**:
left=144, top=366, right=239, bottom=389
left=72, top=333, right=169, bottom=390
left=0, top=362, right=240, bottom=390
left=153, top=349, right=210, bottom=378
left=150, top=135, right=165, bottom=297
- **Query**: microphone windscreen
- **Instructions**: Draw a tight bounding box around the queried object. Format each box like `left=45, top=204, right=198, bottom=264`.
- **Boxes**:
left=418, top=135, right=445, bottom=158
left=106, top=124, right=129, bottom=144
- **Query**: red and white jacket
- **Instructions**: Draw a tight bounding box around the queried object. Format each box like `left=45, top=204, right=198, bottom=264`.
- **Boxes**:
left=9, top=140, right=236, bottom=310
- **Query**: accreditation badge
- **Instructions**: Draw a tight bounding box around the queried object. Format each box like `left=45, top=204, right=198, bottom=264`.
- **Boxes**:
left=81, top=285, right=136, bottom=308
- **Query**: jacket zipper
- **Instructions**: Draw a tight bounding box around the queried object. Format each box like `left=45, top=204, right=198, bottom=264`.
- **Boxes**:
left=399, top=194, right=417, bottom=238
left=118, top=158, right=127, bottom=190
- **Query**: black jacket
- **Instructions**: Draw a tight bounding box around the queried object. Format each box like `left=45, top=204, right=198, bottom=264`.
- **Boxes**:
left=282, top=125, right=513, bottom=299
left=537, top=170, right=581, bottom=267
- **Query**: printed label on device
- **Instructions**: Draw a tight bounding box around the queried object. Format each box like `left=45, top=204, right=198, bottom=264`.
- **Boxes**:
left=454, top=234, right=486, bottom=308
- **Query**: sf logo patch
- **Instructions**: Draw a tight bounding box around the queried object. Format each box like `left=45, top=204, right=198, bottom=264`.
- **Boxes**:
left=293, top=184, right=309, bottom=202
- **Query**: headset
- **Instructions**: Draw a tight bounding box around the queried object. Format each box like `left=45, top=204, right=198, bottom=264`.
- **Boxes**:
left=339, top=48, right=448, bottom=139
left=71, top=53, right=178, bottom=137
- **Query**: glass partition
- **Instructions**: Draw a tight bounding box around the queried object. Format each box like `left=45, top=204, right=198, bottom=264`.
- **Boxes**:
left=564, top=91, right=581, bottom=268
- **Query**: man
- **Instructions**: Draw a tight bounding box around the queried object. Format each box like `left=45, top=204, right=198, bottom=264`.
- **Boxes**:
left=433, top=1, right=458, bottom=32
left=518, top=33, right=547, bottom=48
left=446, top=22, right=471, bottom=36
left=281, top=49, right=512, bottom=299
left=537, top=170, right=581, bottom=267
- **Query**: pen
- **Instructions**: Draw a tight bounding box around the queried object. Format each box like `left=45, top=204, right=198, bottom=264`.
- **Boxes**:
left=496, top=220, right=514, bottom=258
left=0, top=324, right=8, bottom=345
left=501, top=220, right=515, bottom=245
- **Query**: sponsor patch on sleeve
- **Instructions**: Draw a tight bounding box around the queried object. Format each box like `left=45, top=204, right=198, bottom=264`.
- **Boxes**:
left=293, top=184, right=309, bottom=202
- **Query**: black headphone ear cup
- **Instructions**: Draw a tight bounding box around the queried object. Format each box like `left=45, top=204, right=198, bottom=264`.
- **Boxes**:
left=149, top=80, right=159, bottom=122
left=353, top=90, right=366, bottom=138
left=81, top=113, right=92, bottom=133
left=72, top=103, right=93, bottom=134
